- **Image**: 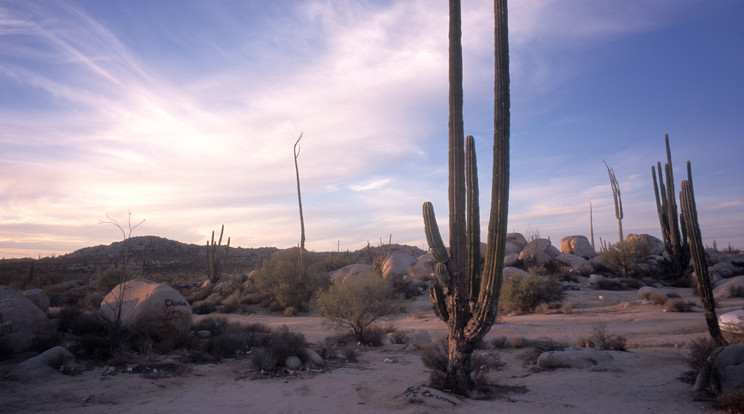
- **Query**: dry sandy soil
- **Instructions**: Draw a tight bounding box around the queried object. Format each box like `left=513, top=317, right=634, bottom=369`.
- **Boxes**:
left=2, top=286, right=742, bottom=414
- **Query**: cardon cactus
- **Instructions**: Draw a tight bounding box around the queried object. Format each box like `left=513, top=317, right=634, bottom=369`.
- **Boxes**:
left=679, top=162, right=727, bottom=346
left=652, top=134, right=689, bottom=277
left=421, top=0, right=510, bottom=395
left=206, top=225, right=230, bottom=284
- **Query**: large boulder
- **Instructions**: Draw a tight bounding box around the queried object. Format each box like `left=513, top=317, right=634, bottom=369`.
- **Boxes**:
left=409, top=253, right=436, bottom=280
left=503, top=267, right=531, bottom=280
left=0, top=286, right=56, bottom=353
left=6, top=346, right=75, bottom=383
left=100, top=279, right=192, bottom=341
left=329, top=264, right=374, bottom=284
left=560, top=235, right=596, bottom=259
left=719, top=310, right=744, bottom=344
left=381, top=253, right=417, bottom=281
left=519, top=238, right=560, bottom=267
left=625, top=234, right=664, bottom=256
left=537, top=348, right=616, bottom=370
left=695, top=344, right=744, bottom=395
left=506, top=233, right=528, bottom=251
left=713, top=275, right=744, bottom=299
left=23, top=289, right=50, bottom=313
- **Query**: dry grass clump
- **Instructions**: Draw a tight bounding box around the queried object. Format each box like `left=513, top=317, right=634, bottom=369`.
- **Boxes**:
left=577, top=324, right=627, bottom=351
left=721, top=390, right=744, bottom=414
left=664, top=297, right=694, bottom=312
left=679, top=337, right=718, bottom=384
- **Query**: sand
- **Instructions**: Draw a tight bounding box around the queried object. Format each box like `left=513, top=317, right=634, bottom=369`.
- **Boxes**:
left=2, top=287, right=741, bottom=413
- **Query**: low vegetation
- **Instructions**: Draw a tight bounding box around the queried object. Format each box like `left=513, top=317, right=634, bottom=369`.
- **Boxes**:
left=312, top=273, right=401, bottom=342
left=499, top=274, right=565, bottom=314
left=600, top=238, right=651, bottom=278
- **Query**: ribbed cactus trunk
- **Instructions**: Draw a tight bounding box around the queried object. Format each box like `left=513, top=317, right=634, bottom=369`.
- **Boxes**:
left=652, top=134, right=689, bottom=278
left=679, top=162, right=727, bottom=347
left=423, top=0, right=510, bottom=395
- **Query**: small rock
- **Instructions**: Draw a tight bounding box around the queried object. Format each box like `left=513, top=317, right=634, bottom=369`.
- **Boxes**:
left=401, top=386, right=462, bottom=408
left=6, top=346, right=76, bottom=383
left=285, top=356, right=302, bottom=370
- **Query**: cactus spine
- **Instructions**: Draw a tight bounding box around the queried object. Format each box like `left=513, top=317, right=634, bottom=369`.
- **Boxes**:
left=652, top=134, right=689, bottom=277
left=679, top=163, right=727, bottom=346
left=422, top=0, right=510, bottom=395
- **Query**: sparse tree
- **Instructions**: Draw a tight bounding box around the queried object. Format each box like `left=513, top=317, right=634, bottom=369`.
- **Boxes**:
left=99, top=209, right=145, bottom=240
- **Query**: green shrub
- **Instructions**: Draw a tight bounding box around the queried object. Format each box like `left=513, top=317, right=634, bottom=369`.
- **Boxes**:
left=600, top=239, right=650, bottom=278
left=251, top=248, right=331, bottom=311
left=311, top=274, right=400, bottom=342
left=499, top=274, right=564, bottom=314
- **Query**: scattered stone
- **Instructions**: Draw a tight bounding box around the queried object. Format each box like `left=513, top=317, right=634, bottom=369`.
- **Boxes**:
left=560, top=235, right=596, bottom=259
left=625, top=234, right=665, bottom=256
left=285, top=355, right=302, bottom=370
left=6, top=346, right=76, bottom=383
left=519, top=238, right=560, bottom=267
left=99, top=279, right=192, bottom=341
left=408, top=329, right=431, bottom=350
left=23, top=289, right=50, bottom=313
left=301, top=348, right=324, bottom=367
left=719, top=310, right=744, bottom=344
left=0, top=286, right=56, bottom=353
left=381, top=253, right=418, bottom=282
left=695, top=344, right=744, bottom=395
left=713, top=275, right=744, bottom=299
left=536, top=348, right=616, bottom=370
left=401, top=386, right=462, bottom=408
left=503, top=267, right=531, bottom=280
left=329, top=264, right=374, bottom=284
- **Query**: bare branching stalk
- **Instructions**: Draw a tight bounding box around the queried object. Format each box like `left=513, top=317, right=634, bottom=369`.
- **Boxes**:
left=99, top=209, right=145, bottom=240
left=603, top=161, right=623, bottom=243
left=294, top=132, right=306, bottom=276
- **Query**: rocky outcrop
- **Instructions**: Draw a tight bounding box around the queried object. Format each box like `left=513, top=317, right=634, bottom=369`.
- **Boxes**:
left=713, top=276, right=744, bottom=299
left=625, top=234, right=665, bottom=256
left=23, top=289, right=50, bottom=313
left=695, top=344, right=744, bottom=395
left=719, top=310, right=744, bottom=344
left=100, top=279, right=192, bottom=341
left=519, top=238, right=560, bottom=268
left=381, top=253, right=417, bottom=282
left=329, top=264, right=375, bottom=284
left=560, top=235, right=596, bottom=259
left=6, top=346, right=75, bottom=383
left=0, top=286, right=55, bottom=353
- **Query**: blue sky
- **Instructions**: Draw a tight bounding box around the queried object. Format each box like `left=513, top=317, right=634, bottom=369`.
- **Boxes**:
left=1, top=0, right=742, bottom=259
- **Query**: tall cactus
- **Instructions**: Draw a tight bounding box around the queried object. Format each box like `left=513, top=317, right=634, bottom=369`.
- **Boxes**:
left=206, top=225, right=230, bottom=284
left=422, top=0, right=510, bottom=395
left=679, top=163, right=727, bottom=346
left=652, top=134, right=689, bottom=277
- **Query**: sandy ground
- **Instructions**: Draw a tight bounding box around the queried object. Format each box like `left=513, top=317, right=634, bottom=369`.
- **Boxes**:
left=2, top=286, right=742, bottom=414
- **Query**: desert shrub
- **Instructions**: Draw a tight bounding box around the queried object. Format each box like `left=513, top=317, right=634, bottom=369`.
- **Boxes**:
left=527, top=264, right=548, bottom=277
left=647, top=291, right=669, bottom=306
left=499, top=274, right=564, bottom=314
left=600, top=239, right=650, bottom=278
left=420, top=338, right=449, bottom=390
left=522, top=337, right=566, bottom=365
left=721, top=390, right=744, bottom=414
left=93, top=265, right=132, bottom=293
left=680, top=337, right=718, bottom=384
left=251, top=248, right=331, bottom=311
left=585, top=324, right=627, bottom=351
left=312, top=275, right=400, bottom=342
left=664, top=297, right=694, bottom=312
left=57, top=307, right=107, bottom=336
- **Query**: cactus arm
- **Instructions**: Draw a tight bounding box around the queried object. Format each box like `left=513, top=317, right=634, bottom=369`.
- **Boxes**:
left=465, top=135, right=481, bottom=300
left=435, top=262, right=451, bottom=289
left=680, top=173, right=727, bottom=346
left=423, top=202, right=450, bottom=264
left=430, top=283, right=450, bottom=322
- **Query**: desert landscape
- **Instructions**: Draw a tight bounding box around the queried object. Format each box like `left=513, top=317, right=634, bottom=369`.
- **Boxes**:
left=1, top=236, right=743, bottom=413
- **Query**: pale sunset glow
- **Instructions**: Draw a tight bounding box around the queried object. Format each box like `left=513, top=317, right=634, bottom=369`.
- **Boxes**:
left=1, top=0, right=743, bottom=258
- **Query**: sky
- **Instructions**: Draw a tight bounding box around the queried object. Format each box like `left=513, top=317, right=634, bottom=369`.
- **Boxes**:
left=1, top=0, right=743, bottom=259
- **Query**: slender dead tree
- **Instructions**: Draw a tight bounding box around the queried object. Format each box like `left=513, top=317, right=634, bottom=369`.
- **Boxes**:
left=294, top=132, right=306, bottom=275
left=99, top=209, right=145, bottom=240
left=603, top=161, right=623, bottom=243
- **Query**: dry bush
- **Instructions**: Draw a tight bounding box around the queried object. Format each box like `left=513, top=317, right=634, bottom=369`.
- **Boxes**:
left=680, top=337, right=718, bottom=384
left=499, top=274, right=564, bottom=314
left=721, top=390, right=744, bottom=414
left=585, top=324, right=627, bottom=351
left=600, top=238, right=650, bottom=278
left=664, top=297, right=694, bottom=312
left=560, top=302, right=575, bottom=314
left=647, top=291, right=669, bottom=305
left=311, top=275, right=400, bottom=343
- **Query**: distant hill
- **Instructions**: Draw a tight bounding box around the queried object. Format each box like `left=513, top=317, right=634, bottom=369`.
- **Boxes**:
left=0, top=236, right=426, bottom=288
